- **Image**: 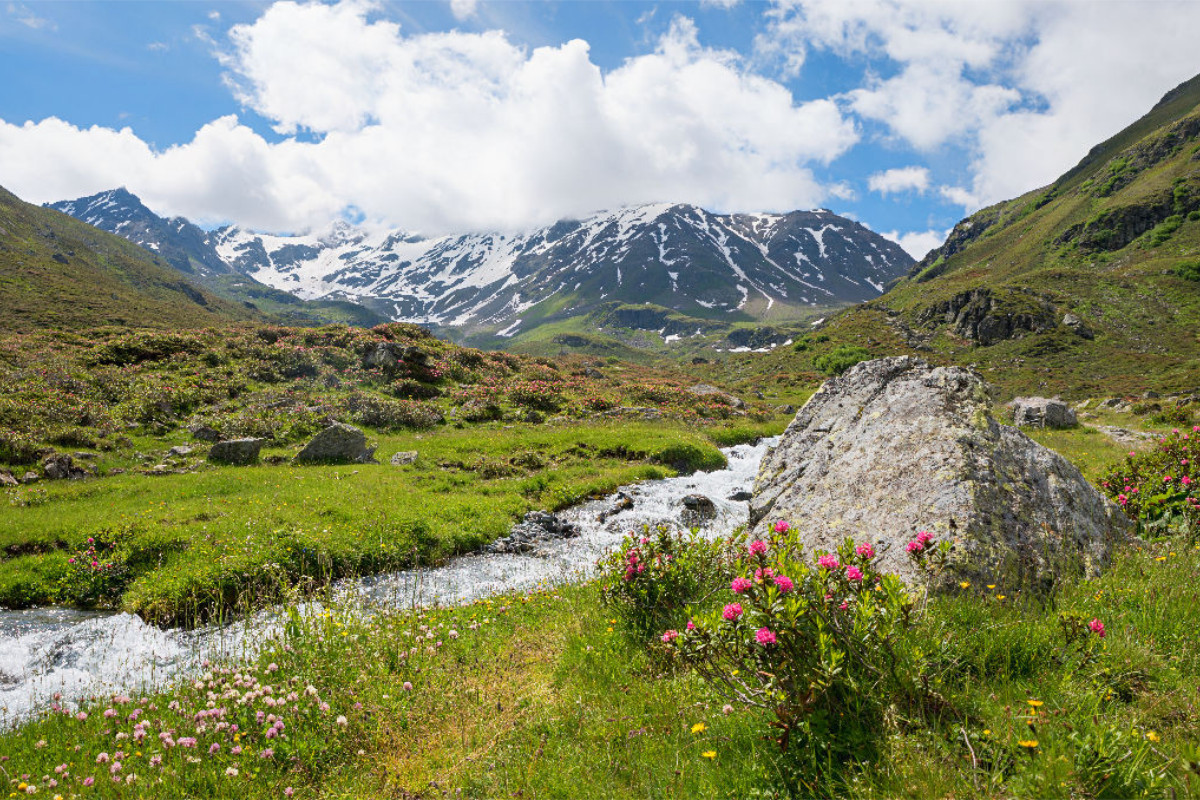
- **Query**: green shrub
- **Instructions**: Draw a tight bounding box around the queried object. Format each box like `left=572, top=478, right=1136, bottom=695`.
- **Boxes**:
left=1149, top=406, right=1194, bottom=426
left=668, top=524, right=915, bottom=768
left=1149, top=215, right=1183, bottom=247
left=1173, top=260, right=1200, bottom=281
left=813, top=345, right=873, bottom=376
left=597, top=525, right=739, bottom=643
left=1102, top=426, right=1199, bottom=540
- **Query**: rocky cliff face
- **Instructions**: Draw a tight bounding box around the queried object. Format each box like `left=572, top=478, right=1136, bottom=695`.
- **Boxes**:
left=748, top=357, right=1130, bottom=587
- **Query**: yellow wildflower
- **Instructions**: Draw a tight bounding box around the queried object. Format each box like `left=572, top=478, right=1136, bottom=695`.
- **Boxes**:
left=702, top=751, right=717, bottom=759
left=1018, top=739, right=1039, bottom=748
left=959, top=581, right=970, bottom=589
left=691, top=722, right=707, bottom=734
left=1147, top=731, right=1160, bottom=742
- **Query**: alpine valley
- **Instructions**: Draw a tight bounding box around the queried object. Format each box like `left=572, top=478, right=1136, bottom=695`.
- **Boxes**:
left=48, top=191, right=913, bottom=348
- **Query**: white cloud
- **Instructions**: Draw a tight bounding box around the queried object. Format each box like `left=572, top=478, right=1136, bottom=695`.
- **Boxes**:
left=449, top=0, right=478, bottom=20
left=7, top=2, right=56, bottom=30
left=761, top=0, right=1200, bottom=211
left=701, top=0, right=742, bottom=8
left=937, top=185, right=977, bottom=209
left=881, top=228, right=946, bottom=260
left=867, top=165, right=929, bottom=196
left=1, top=4, right=858, bottom=235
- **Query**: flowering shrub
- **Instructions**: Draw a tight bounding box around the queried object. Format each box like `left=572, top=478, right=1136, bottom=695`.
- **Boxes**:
left=63, top=536, right=130, bottom=608
left=1101, top=426, right=1198, bottom=540
left=667, top=523, right=915, bottom=757
left=597, top=525, right=739, bottom=643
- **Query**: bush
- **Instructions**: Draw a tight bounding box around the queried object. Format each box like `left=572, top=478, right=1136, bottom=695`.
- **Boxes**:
left=666, top=523, right=915, bottom=765
left=813, top=345, right=873, bottom=376
left=1173, top=260, right=1200, bottom=281
left=1101, top=426, right=1199, bottom=540
left=597, top=525, right=739, bottom=643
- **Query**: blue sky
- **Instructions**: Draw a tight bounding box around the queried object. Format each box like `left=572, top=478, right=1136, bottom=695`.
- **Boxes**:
left=3, top=1, right=1200, bottom=257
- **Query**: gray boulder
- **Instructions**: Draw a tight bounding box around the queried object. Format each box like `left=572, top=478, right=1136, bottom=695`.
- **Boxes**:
left=484, top=511, right=579, bottom=556
left=681, top=494, right=718, bottom=526
left=42, top=454, right=86, bottom=480
left=295, top=423, right=378, bottom=464
left=0, top=470, right=17, bottom=488
left=1012, top=396, right=1078, bottom=429
left=208, top=438, right=264, bottom=466
left=748, top=356, right=1129, bottom=588
left=390, top=450, right=418, bottom=466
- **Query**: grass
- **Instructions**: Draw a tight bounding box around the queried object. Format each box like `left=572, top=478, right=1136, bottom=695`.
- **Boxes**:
left=0, top=420, right=737, bottom=625
left=2, top=533, right=1198, bottom=799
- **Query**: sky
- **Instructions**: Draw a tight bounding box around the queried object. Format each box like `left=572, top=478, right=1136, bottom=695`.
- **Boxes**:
left=2, top=1, right=1200, bottom=259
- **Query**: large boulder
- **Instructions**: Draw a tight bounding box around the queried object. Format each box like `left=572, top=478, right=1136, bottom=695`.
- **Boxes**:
left=1011, top=397, right=1078, bottom=429
left=209, top=438, right=264, bottom=466
left=294, top=423, right=378, bottom=464
left=749, top=356, right=1129, bottom=587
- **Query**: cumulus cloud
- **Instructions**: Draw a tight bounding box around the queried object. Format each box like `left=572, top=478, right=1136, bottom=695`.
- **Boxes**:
left=867, top=166, right=929, bottom=196
left=761, top=0, right=1200, bottom=211
left=881, top=228, right=946, bottom=260
left=0, top=3, right=858, bottom=235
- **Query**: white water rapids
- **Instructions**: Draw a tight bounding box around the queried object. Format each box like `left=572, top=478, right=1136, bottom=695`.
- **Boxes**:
left=0, top=437, right=775, bottom=726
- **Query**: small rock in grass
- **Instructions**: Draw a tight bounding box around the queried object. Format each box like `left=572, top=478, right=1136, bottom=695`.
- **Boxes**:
left=20, top=471, right=40, bottom=484
left=168, top=445, right=194, bottom=458
left=209, top=438, right=265, bottom=466
left=0, top=470, right=17, bottom=488
left=295, top=423, right=378, bottom=465
left=390, top=451, right=418, bottom=466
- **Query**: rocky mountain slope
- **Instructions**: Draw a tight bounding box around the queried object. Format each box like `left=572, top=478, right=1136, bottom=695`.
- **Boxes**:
left=0, top=185, right=261, bottom=331
left=46, top=190, right=386, bottom=327
left=730, top=72, right=1200, bottom=399
left=49, top=192, right=913, bottom=341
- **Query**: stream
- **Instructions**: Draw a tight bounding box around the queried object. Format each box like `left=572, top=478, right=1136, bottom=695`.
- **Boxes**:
left=0, top=437, right=775, bottom=726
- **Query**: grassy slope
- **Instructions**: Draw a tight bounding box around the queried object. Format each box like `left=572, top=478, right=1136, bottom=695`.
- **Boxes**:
left=720, top=77, right=1200, bottom=401
left=0, top=186, right=262, bottom=331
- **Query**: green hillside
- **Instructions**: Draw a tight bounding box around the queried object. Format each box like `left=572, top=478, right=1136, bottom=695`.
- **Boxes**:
left=725, top=74, right=1200, bottom=400
left=0, top=186, right=264, bottom=331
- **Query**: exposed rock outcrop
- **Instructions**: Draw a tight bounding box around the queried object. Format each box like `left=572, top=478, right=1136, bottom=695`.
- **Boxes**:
left=917, top=288, right=1056, bottom=346
left=748, top=356, right=1130, bottom=587
left=295, top=423, right=378, bottom=464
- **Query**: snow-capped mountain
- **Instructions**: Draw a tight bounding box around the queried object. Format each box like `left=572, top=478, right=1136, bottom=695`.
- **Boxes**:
left=49, top=191, right=914, bottom=337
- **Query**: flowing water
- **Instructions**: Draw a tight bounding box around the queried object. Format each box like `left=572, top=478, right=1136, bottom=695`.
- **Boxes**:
left=0, top=437, right=775, bottom=726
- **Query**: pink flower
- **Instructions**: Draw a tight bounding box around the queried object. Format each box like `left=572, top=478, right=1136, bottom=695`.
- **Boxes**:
left=260, top=748, right=274, bottom=759
left=209, top=743, right=221, bottom=754
left=855, top=543, right=875, bottom=559
left=723, top=603, right=743, bottom=621
left=839, top=601, right=849, bottom=610
left=916, top=531, right=935, bottom=545
left=755, top=628, right=777, bottom=645
left=403, top=681, right=413, bottom=692
left=110, top=761, right=122, bottom=774
left=686, top=620, right=696, bottom=631
left=1183, top=476, right=1193, bottom=486
left=661, top=629, right=679, bottom=644
left=773, top=575, right=794, bottom=593
left=179, top=737, right=197, bottom=748
left=906, top=541, right=924, bottom=553
left=845, top=565, right=864, bottom=582
left=1088, top=619, right=1107, bottom=638
left=748, top=539, right=768, bottom=556
left=731, top=577, right=753, bottom=594
left=285, top=788, right=295, bottom=798
left=754, top=567, right=774, bottom=581
left=76, top=712, right=87, bottom=721
left=96, top=752, right=110, bottom=764
left=816, top=554, right=839, bottom=570
left=773, top=520, right=789, bottom=534
left=83, top=778, right=94, bottom=787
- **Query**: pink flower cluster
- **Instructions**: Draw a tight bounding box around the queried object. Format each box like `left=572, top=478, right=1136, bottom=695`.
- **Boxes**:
left=816, top=554, right=840, bottom=570
left=731, top=577, right=754, bottom=594
left=1088, top=618, right=1106, bottom=638
left=906, top=531, right=935, bottom=553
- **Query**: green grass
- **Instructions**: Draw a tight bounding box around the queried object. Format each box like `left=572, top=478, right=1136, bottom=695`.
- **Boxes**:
left=0, top=420, right=729, bottom=624
left=2, top=534, right=1197, bottom=799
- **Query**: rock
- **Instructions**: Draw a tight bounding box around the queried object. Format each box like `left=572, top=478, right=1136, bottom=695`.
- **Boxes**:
left=597, top=492, right=635, bottom=523
left=1142, top=390, right=1160, bottom=400
left=775, top=404, right=797, bottom=415
left=748, top=356, right=1129, bottom=588
left=1062, top=313, right=1094, bottom=339
left=681, top=494, right=718, bottom=527
left=0, top=470, right=17, bottom=487
left=189, top=425, right=221, bottom=442
left=728, top=490, right=753, bottom=502
left=390, top=450, right=418, bottom=466
left=522, top=409, right=545, bottom=424
left=1011, top=397, right=1078, bottom=429
left=168, top=445, right=195, bottom=458
left=688, top=384, right=745, bottom=409
left=208, top=438, right=265, bottom=466
left=295, top=423, right=378, bottom=464
left=151, top=464, right=172, bottom=474
left=363, top=341, right=429, bottom=371
left=484, top=511, right=579, bottom=556
left=20, top=471, right=39, bottom=484
left=72, top=451, right=97, bottom=460
left=583, top=367, right=603, bottom=379
left=42, top=454, right=73, bottom=480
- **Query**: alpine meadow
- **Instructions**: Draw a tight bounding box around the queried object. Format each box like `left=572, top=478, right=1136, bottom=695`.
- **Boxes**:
left=2, top=2, right=1200, bottom=798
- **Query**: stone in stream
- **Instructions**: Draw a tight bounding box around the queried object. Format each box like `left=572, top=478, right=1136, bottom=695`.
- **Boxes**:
left=484, top=511, right=579, bottom=556
left=748, top=356, right=1130, bottom=589
left=294, top=423, right=378, bottom=465
left=597, top=491, right=635, bottom=522
left=1011, top=396, right=1077, bottom=429
left=681, top=493, right=718, bottom=526
left=208, top=438, right=265, bottom=466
